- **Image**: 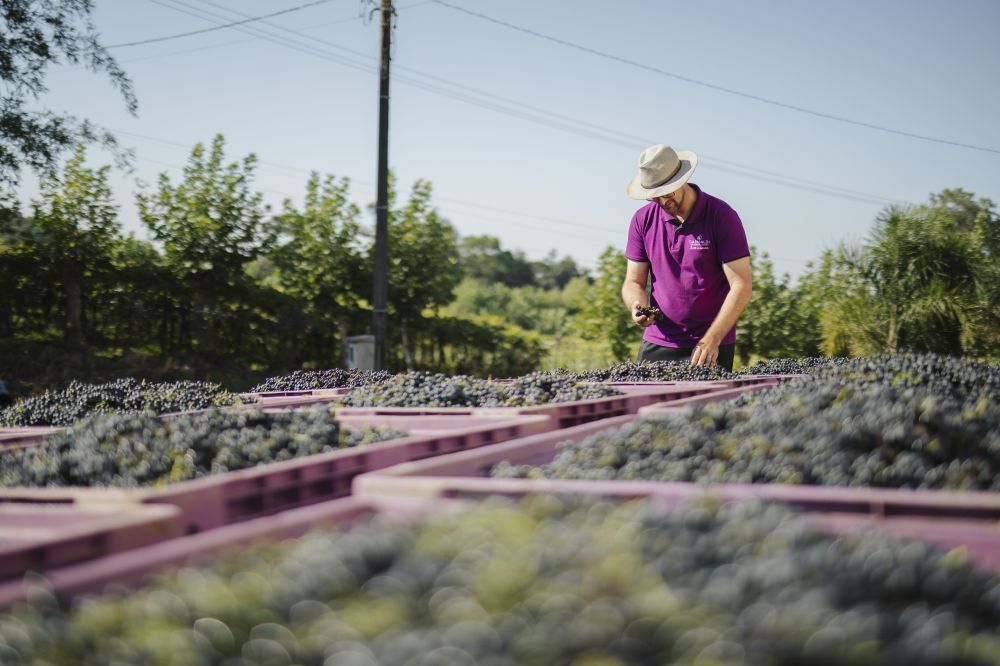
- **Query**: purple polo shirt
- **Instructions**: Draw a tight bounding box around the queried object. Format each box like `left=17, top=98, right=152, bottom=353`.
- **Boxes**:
left=625, top=184, right=749, bottom=348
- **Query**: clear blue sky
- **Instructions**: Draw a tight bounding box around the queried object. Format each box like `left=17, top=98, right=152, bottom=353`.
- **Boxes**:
left=17, top=0, right=1000, bottom=280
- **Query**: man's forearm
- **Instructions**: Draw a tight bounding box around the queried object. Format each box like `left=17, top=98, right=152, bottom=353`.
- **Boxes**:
left=702, top=281, right=751, bottom=343
left=621, top=282, right=648, bottom=312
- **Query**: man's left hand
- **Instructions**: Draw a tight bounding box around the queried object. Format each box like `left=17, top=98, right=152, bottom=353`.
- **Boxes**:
left=690, top=337, right=721, bottom=367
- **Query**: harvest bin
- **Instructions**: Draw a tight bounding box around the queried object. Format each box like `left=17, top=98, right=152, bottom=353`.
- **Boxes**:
left=353, top=415, right=1000, bottom=574
left=333, top=381, right=747, bottom=431
left=0, top=502, right=180, bottom=582
left=0, top=495, right=385, bottom=608
left=0, top=426, right=65, bottom=449
left=0, top=413, right=548, bottom=536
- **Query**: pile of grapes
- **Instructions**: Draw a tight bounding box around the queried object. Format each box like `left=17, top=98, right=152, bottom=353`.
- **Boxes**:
left=496, top=353, right=1000, bottom=490
left=734, top=356, right=850, bottom=376
left=343, top=370, right=622, bottom=408
left=577, top=360, right=735, bottom=382
left=0, top=378, right=243, bottom=427
left=0, top=408, right=405, bottom=488
left=5, top=497, right=1000, bottom=664
left=249, top=369, right=393, bottom=393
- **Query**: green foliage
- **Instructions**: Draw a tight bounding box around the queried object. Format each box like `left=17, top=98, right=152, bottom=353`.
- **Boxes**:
left=31, top=146, right=119, bottom=262
left=385, top=312, right=544, bottom=377
left=444, top=277, right=574, bottom=336
left=737, top=247, right=817, bottom=363
left=575, top=245, right=640, bottom=361
left=0, top=0, right=136, bottom=187
left=458, top=234, right=535, bottom=287
left=385, top=178, right=461, bottom=322
left=26, top=146, right=120, bottom=345
left=269, top=172, right=366, bottom=364
left=530, top=248, right=585, bottom=290
left=137, top=134, right=272, bottom=285
left=819, top=193, right=991, bottom=356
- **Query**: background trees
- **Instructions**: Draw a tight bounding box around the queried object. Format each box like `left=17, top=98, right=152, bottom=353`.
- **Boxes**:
left=1, top=132, right=995, bottom=396
left=270, top=172, right=366, bottom=366
left=815, top=191, right=996, bottom=357
left=137, top=135, right=273, bottom=356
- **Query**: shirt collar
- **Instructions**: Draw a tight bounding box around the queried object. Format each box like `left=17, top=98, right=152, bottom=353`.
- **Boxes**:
left=658, top=183, right=704, bottom=229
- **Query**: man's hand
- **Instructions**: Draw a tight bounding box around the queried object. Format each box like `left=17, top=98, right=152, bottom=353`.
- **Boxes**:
left=690, top=336, right=721, bottom=366
left=631, top=301, right=655, bottom=328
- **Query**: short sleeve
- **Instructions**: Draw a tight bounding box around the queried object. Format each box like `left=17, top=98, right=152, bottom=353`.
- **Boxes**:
left=625, top=210, right=649, bottom=262
left=715, top=206, right=750, bottom=264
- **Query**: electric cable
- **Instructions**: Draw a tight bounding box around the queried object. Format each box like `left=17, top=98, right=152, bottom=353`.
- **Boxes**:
left=430, top=0, right=1000, bottom=155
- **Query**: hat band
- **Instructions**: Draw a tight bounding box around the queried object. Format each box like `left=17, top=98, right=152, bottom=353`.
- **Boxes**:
left=642, top=160, right=682, bottom=190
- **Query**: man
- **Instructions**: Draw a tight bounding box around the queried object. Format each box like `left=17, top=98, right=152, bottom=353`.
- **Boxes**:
left=621, top=144, right=751, bottom=371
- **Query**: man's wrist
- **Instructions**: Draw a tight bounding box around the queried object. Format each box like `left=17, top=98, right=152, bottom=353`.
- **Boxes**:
left=699, top=332, right=723, bottom=347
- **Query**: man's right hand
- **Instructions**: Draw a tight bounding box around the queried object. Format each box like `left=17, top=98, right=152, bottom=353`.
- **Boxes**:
left=632, top=301, right=655, bottom=328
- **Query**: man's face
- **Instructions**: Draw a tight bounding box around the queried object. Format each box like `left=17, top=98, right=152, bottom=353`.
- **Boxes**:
left=652, top=185, right=685, bottom=214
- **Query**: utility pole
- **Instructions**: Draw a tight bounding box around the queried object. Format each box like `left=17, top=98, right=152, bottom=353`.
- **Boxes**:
left=372, top=0, right=393, bottom=370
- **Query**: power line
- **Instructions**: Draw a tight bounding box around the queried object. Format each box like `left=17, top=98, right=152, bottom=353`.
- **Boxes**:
left=429, top=0, right=1000, bottom=156
left=107, top=0, right=338, bottom=48
left=129, top=0, right=905, bottom=207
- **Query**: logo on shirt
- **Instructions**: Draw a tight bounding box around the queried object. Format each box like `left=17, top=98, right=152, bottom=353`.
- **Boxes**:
left=688, top=234, right=711, bottom=250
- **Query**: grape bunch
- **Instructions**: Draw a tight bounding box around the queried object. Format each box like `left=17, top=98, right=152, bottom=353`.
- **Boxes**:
left=497, top=354, right=1000, bottom=491
left=343, top=370, right=622, bottom=408
left=6, top=497, right=1000, bottom=665
left=634, top=304, right=663, bottom=321
left=0, top=408, right=405, bottom=488
left=577, top=360, right=735, bottom=382
left=249, top=368, right=393, bottom=393
left=0, top=378, right=242, bottom=427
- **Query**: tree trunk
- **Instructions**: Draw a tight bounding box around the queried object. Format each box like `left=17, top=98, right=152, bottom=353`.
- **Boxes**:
left=337, top=318, right=350, bottom=368
left=191, top=276, right=215, bottom=355
left=0, top=304, right=12, bottom=338
left=400, top=320, right=414, bottom=370
left=887, top=303, right=899, bottom=353
left=63, top=262, right=83, bottom=348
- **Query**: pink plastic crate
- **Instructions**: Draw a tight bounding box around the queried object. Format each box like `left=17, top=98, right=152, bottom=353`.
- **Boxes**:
left=0, top=414, right=549, bottom=535
left=638, top=381, right=778, bottom=414
left=0, top=496, right=380, bottom=607
left=0, top=426, right=65, bottom=449
left=354, top=415, right=1000, bottom=573
left=335, top=383, right=730, bottom=431
left=0, top=501, right=180, bottom=582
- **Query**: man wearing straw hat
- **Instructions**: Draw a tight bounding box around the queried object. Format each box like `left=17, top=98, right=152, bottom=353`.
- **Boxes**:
left=622, top=144, right=752, bottom=371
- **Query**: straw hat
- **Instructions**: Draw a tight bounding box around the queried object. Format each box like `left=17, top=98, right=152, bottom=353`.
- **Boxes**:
left=626, top=144, right=698, bottom=199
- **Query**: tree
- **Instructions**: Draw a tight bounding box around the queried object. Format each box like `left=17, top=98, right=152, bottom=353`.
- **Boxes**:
left=575, top=246, right=639, bottom=361
left=458, top=234, right=535, bottom=287
left=0, top=0, right=136, bottom=187
left=31, top=145, right=119, bottom=346
left=532, top=250, right=584, bottom=290
left=381, top=178, right=461, bottom=367
left=137, top=135, right=272, bottom=353
left=270, top=172, right=366, bottom=365
left=444, top=277, right=573, bottom=336
left=737, top=249, right=808, bottom=365
left=917, top=189, right=999, bottom=356
left=819, top=196, right=985, bottom=356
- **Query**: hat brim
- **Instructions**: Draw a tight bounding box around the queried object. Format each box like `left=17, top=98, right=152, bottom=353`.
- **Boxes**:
left=626, top=150, right=698, bottom=200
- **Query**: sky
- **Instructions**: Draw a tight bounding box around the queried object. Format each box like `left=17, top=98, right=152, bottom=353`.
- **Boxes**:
left=15, top=0, right=1000, bottom=281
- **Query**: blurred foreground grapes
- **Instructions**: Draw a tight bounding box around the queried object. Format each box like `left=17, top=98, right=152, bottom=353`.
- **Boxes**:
left=4, top=497, right=1000, bottom=665
left=0, top=409, right=404, bottom=488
